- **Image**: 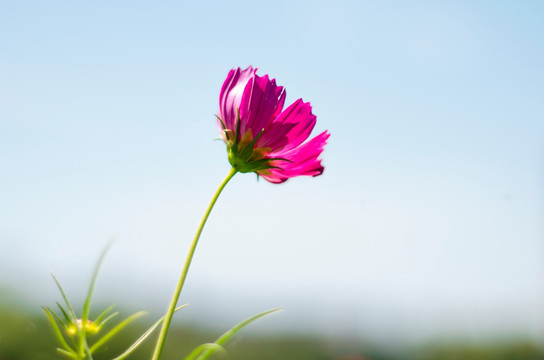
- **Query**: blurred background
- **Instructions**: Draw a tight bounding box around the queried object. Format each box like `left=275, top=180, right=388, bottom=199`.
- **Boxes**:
left=1, top=1, right=543, bottom=359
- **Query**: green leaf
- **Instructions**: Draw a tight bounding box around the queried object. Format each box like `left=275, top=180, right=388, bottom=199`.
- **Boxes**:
left=89, top=310, right=147, bottom=354
left=51, top=273, right=77, bottom=321
left=48, top=307, right=77, bottom=348
left=196, top=308, right=281, bottom=360
left=43, top=306, right=75, bottom=354
left=94, top=304, right=116, bottom=325
left=49, top=305, right=69, bottom=328
left=184, top=343, right=226, bottom=360
left=112, top=304, right=189, bottom=360
left=97, top=311, right=119, bottom=329
left=215, top=308, right=281, bottom=347
left=82, top=240, right=114, bottom=327
left=83, top=341, right=93, bottom=359
left=56, top=348, right=78, bottom=359
left=56, top=302, right=72, bottom=326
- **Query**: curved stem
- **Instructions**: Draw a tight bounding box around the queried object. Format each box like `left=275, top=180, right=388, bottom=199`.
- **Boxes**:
left=151, top=168, right=238, bottom=360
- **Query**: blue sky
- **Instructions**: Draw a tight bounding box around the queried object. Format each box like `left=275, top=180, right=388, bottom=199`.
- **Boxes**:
left=1, top=0, right=543, bottom=345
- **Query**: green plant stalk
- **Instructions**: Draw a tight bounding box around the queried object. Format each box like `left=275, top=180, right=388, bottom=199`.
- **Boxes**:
left=151, top=167, right=238, bottom=360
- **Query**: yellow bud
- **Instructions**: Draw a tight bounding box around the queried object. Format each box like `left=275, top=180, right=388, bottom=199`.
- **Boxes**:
left=85, top=320, right=99, bottom=334
left=66, top=324, right=77, bottom=336
left=65, top=319, right=99, bottom=336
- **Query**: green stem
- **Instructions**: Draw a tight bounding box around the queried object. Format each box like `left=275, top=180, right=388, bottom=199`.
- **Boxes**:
left=76, top=333, right=92, bottom=360
left=151, top=168, right=238, bottom=360
left=78, top=332, right=85, bottom=359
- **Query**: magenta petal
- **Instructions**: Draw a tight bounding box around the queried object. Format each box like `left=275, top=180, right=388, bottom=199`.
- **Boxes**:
left=256, top=98, right=316, bottom=153
left=219, top=66, right=255, bottom=131
left=239, top=74, right=285, bottom=137
left=259, top=130, right=330, bottom=183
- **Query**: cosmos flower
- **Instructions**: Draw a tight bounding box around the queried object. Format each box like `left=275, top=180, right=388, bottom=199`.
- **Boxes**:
left=217, top=66, right=329, bottom=183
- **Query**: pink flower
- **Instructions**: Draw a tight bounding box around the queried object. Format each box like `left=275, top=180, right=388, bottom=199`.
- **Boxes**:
left=217, top=66, right=329, bottom=183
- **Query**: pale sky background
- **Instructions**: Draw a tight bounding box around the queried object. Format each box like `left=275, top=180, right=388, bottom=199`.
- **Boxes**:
left=1, top=0, right=543, bottom=346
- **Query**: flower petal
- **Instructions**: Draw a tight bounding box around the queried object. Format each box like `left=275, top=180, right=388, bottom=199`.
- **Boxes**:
left=239, top=73, right=285, bottom=139
left=258, top=130, right=330, bottom=183
left=256, top=99, right=316, bottom=153
left=219, top=66, right=255, bottom=131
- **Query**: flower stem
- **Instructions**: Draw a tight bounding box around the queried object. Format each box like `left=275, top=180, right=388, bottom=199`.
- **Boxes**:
left=151, top=167, right=238, bottom=360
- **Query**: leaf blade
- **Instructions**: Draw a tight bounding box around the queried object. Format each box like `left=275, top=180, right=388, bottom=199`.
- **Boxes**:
left=82, top=240, right=114, bottom=326
left=215, top=308, right=281, bottom=346
left=51, top=273, right=77, bottom=320
left=196, top=308, right=282, bottom=360
left=94, top=304, right=116, bottom=325
left=185, top=343, right=226, bottom=360
left=112, top=304, right=189, bottom=360
left=43, top=306, right=75, bottom=354
left=89, top=310, right=147, bottom=354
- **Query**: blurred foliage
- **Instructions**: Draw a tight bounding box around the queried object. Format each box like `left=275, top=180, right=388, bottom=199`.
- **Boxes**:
left=412, top=341, right=544, bottom=360
left=0, top=294, right=542, bottom=360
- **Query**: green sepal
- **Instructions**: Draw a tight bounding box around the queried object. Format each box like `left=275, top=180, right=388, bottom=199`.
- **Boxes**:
left=228, top=148, right=294, bottom=173
left=239, top=143, right=254, bottom=162
left=215, top=115, right=227, bottom=130
left=239, top=128, right=265, bottom=161
left=265, top=157, right=293, bottom=163
left=235, top=108, right=241, bottom=142
left=250, top=156, right=294, bottom=172
left=112, top=304, right=188, bottom=360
